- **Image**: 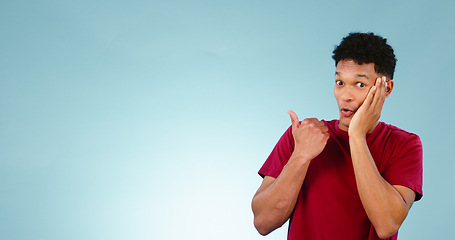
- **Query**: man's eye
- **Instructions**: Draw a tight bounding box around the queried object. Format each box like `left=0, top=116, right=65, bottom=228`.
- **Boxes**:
left=356, top=82, right=366, bottom=87
left=335, top=80, right=343, bottom=86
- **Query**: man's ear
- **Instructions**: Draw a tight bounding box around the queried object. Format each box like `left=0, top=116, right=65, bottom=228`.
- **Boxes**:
left=385, top=79, right=394, bottom=98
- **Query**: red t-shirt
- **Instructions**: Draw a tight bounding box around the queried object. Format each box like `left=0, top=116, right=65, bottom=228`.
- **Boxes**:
left=259, top=120, right=423, bottom=240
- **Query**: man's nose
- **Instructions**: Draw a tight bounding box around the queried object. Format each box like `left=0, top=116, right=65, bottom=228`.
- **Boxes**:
left=341, top=87, right=354, bottom=102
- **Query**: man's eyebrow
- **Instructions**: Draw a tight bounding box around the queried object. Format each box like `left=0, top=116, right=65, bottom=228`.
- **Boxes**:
left=335, top=72, right=369, bottom=79
left=356, top=74, right=369, bottom=79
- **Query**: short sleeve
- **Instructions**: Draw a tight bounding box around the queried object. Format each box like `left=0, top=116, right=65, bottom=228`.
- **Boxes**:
left=382, top=134, right=423, bottom=201
left=258, top=125, right=295, bottom=179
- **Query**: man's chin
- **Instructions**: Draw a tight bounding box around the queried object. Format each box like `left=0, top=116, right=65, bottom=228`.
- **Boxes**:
left=338, top=116, right=351, bottom=132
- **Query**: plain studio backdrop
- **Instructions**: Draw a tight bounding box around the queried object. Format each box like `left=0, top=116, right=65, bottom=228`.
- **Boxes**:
left=1, top=0, right=454, bottom=239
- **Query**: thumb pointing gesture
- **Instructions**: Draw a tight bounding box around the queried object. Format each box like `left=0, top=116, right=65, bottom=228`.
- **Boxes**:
left=286, top=110, right=329, bottom=162
left=288, top=110, right=300, bottom=130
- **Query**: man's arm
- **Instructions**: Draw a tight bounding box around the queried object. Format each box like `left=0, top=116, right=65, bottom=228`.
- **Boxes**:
left=251, top=111, right=329, bottom=236
left=350, top=136, right=415, bottom=239
left=252, top=156, right=310, bottom=235
left=349, top=77, right=416, bottom=239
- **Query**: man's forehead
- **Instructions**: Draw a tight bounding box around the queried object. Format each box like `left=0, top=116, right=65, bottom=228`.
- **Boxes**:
left=335, top=71, right=372, bottom=79
left=335, top=60, right=378, bottom=79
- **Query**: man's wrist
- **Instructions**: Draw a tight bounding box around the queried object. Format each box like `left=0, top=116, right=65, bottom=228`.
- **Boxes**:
left=349, top=134, right=367, bottom=144
left=291, top=149, right=312, bottom=164
left=348, top=127, right=367, bottom=139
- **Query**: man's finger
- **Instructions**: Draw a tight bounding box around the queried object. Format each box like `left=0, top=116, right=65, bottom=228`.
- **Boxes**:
left=375, top=76, right=387, bottom=111
left=315, top=121, right=325, bottom=127
left=302, top=118, right=319, bottom=125
left=381, top=77, right=387, bottom=102
left=362, top=81, right=377, bottom=108
left=323, top=132, right=330, bottom=141
left=319, top=126, right=329, bottom=133
left=288, top=110, right=300, bottom=129
left=371, top=77, right=384, bottom=107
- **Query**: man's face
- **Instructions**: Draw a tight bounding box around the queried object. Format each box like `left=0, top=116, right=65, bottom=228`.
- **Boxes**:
left=334, top=59, right=388, bottom=132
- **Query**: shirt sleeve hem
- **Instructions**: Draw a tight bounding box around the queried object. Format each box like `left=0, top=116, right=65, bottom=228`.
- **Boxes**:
left=258, top=170, right=280, bottom=179
left=389, top=180, right=423, bottom=202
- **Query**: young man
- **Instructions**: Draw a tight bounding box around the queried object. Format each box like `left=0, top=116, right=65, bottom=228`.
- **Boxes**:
left=252, top=32, right=423, bottom=240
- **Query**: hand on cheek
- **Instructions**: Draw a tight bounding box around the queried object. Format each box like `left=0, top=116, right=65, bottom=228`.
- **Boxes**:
left=348, top=76, right=387, bottom=138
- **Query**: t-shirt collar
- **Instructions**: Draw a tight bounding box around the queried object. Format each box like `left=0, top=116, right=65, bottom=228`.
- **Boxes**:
left=334, top=120, right=383, bottom=141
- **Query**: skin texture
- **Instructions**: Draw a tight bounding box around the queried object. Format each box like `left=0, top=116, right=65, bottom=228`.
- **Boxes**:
left=252, top=59, right=416, bottom=238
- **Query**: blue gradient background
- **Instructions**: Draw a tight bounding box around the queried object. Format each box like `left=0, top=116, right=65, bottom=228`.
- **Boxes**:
left=1, top=1, right=454, bottom=239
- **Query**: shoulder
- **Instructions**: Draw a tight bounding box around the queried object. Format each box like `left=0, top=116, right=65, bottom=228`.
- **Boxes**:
left=377, top=123, right=423, bottom=158
left=380, top=122, right=421, bottom=143
left=322, top=119, right=338, bottom=130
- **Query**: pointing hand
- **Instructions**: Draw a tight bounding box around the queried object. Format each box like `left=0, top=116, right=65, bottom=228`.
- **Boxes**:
left=288, top=110, right=330, bottom=162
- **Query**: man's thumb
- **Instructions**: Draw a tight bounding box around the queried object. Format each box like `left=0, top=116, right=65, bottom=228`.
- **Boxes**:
left=288, top=110, right=299, bottom=129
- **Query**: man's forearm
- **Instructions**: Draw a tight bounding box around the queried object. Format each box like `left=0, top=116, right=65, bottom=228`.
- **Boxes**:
left=349, top=136, right=410, bottom=239
left=252, top=153, right=310, bottom=235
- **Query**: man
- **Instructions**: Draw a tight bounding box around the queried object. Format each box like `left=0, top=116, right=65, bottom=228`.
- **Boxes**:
left=251, top=32, right=423, bottom=240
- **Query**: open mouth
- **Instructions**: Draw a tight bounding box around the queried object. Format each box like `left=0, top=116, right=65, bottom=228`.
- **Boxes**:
left=340, top=108, right=355, bottom=117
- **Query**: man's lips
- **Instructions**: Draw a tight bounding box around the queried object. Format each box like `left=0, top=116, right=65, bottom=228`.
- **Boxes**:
left=340, top=108, right=356, bottom=117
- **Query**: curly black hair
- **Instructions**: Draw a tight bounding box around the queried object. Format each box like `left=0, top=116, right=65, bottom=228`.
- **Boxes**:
left=332, top=32, right=397, bottom=79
